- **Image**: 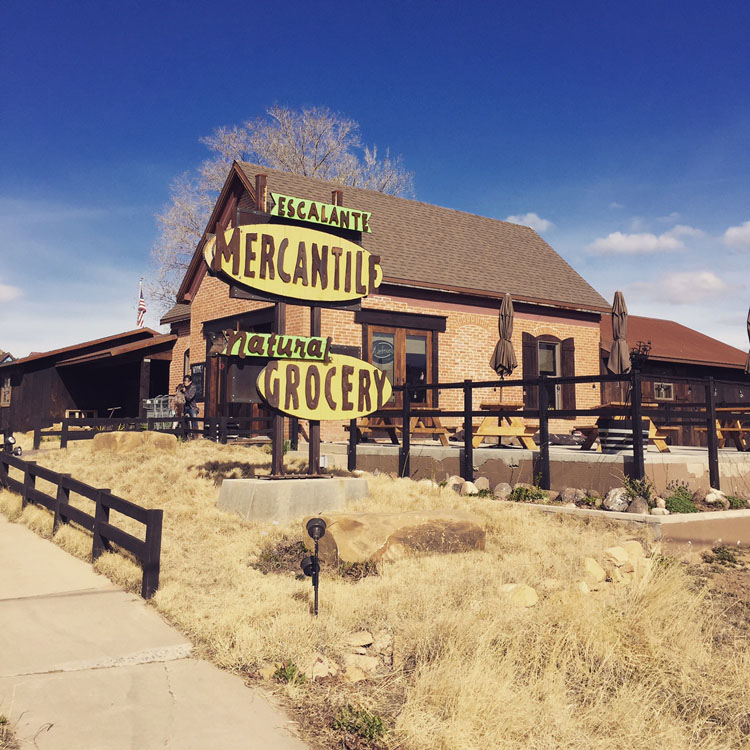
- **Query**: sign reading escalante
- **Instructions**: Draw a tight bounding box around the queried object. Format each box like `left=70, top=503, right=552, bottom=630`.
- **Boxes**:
left=204, top=224, right=382, bottom=303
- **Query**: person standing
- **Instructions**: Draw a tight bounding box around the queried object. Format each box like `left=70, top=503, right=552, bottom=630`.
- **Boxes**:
left=183, top=375, right=199, bottom=437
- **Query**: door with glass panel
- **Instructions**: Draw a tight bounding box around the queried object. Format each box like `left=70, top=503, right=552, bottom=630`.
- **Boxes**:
left=369, top=327, right=433, bottom=407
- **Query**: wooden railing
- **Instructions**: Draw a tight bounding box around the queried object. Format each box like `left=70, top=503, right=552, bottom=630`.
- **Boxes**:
left=346, top=371, right=749, bottom=491
left=0, top=451, right=163, bottom=599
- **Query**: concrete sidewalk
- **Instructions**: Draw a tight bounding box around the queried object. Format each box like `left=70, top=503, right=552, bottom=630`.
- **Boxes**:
left=0, top=515, right=307, bottom=750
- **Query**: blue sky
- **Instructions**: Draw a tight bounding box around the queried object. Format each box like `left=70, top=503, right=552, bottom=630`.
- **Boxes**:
left=1, top=0, right=749, bottom=357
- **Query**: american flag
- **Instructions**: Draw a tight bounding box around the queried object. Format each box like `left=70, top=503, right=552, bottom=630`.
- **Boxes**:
left=137, top=280, right=147, bottom=328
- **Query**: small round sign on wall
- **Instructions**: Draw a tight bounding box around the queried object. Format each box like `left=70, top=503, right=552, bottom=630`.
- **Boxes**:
left=372, top=339, right=394, bottom=365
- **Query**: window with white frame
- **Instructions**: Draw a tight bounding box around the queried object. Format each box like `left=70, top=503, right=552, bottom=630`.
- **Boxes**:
left=653, top=382, right=674, bottom=401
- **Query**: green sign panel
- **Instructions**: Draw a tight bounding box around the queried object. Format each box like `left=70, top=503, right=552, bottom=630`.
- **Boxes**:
left=269, top=192, right=372, bottom=233
left=221, top=330, right=332, bottom=362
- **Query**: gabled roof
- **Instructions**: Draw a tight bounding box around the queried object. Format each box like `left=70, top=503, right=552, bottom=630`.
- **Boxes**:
left=160, top=303, right=191, bottom=325
left=601, top=315, right=748, bottom=369
left=177, top=162, right=609, bottom=313
left=0, top=350, right=14, bottom=363
left=0, top=329, right=161, bottom=370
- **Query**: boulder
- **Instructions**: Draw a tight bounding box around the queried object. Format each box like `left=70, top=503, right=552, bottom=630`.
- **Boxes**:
left=343, top=653, right=379, bottom=674
left=343, top=665, right=368, bottom=683
left=620, top=540, right=645, bottom=561
left=705, top=491, right=730, bottom=510
left=650, top=507, right=670, bottom=516
left=461, top=481, right=479, bottom=496
left=494, top=482, right=512, bottom=500
left=474, top=476, right=491, bottom=492
left=603, top=546, right=630, bottom=567
left=310, top=653, right=339, bottom=680
left=92, top=430, right=177, bottom=453
left=562, top=488, right=587, bottom=504
left=499, top=583, right=539, bottom=607
left=445, top=475, right=465, bottom=494
left=347, top=631, right=374, bottom=648
left=583, top=557, right=606, bottom=586
left=572, top=581, right=590, bottom=595
left=626, top=497, right=650, bottom=515
left=418, top=478, right=439, bottom=490
left=603, top=487, right=629, bottom=512
left=654, top=496, right=666, bottom=509
left=303, top=510, right=486, bottom=565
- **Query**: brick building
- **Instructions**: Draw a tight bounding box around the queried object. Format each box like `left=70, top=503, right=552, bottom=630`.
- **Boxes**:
left=162, top=162, right=609, bottom=440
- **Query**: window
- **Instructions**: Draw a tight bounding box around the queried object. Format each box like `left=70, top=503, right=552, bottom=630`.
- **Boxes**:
left=183, top=348, right=190, bottom=378
left=654, top=382, right=674, bottom=401
left=522, top=333, right=576, bottom=412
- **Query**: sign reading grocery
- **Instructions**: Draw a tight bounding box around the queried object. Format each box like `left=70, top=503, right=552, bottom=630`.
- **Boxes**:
left=256, top=354, right=392, bottom=421
left=204, top=224, right=382, bottom=303
left=221, top=331, right=332, bottom=362
left=269, top=193, right=372, bottom=233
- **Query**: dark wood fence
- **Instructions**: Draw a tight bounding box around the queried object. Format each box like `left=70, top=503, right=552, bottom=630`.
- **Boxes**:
left=0, top=451, right=163, bottom=599
left=347, top=371, right=749, bottom=491
left=34, top=415, right=272, bottom=449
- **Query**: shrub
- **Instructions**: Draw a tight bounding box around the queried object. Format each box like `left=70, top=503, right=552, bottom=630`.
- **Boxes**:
left=509, top=484, right=546, bottom=503
left=273, top=661, right=306, bottom=685
left=701, top=545, right=739, bottom=566
left=665, top=486, right=699, bottom=514
left=333, top=705, right=386, bottom=741
left=727, top=495, right=748, bottom=510
left=624, top=476, right=654, bottom=505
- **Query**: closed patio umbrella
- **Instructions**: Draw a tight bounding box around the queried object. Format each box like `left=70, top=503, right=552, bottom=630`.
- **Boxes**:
left=608, top=291, right=631, bottom=375
left=745, top=307, right=750, bottom=375
left=490, top=293, right=518, bottom=377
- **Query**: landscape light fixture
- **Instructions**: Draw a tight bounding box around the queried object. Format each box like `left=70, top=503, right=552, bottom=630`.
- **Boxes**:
left=2, top=432, right=21, bottom=456
left=301, top=517, right=326, bottom=616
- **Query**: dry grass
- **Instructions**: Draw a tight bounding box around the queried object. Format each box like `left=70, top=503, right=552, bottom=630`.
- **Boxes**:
left=2, top=436, right=750, bottom=749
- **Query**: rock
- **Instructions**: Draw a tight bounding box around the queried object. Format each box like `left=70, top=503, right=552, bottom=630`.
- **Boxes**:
left=573, top=581, right=590, bottom=595
left=372, top=632, right=392, bottom=654
left=563, top=502, right=577, bottom=508
left=352, top=647, right=367, bottom=655
left=493, top=482, right=512, bottom=500
left=603, top=546, right=630, bottom=567
left=446, top=475, right=465, bottom=494
left=546, top=491, right=561, bottom=503
left=655, top=496, right=666, bottom=509
left=562, top=487, right=587, bottom=504
left=620, top=540, right=645, bottom=561
left=705, top=491, right=730, bottom=510
left=603, top=487, right=629, bottom=512
left=692, top=488, right=708, bottom=503
left=499, top=583, right=539, bottom=607
left=257, top=663, right=279, bottom=681
left=609, top=567, right=634, bottom=585
left=92, top=430, right=177, bottom=453
left=343, top=653, right=379, bottom=674
left=343, top=666, right=368, bottom=683
left=626, top=497, right=650, bottom=515
left=461, top=481, right=479, bottom=496
left=310, top=653, right=339, bottom=680
left=303, top=510, right=486, bottom=565
left=583, top=557, right=606, bottom=586
left=474, top=476, right=491, bottom=492
left=352, top=470, right=368, bottom=477
left=347, top=631, right=374, bottom=648
left=650, top=507, right=670, bottom=515
left=418, top=478, right=439, bottom=489
left=391, top=635, right=405, bottom=670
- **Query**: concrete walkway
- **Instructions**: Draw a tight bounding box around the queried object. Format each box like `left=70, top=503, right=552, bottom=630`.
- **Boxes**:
left=0, top=515, right=307, bottom=750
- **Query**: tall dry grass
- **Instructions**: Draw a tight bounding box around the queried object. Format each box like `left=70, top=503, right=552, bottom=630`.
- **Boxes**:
left=2, top=436, right=749, bottom=749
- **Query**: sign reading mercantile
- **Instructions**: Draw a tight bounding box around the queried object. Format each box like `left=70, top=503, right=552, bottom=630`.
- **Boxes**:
left=269, top=192, right=372, bottom=233
left=221, top=331, right=332, bottom=362
left=256, top=354, right=392, bottom=421
left=204, top=224, right=382, bottom=304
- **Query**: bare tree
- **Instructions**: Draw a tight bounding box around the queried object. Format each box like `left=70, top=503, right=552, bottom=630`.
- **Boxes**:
left=149, top=105, right=414, bottom=309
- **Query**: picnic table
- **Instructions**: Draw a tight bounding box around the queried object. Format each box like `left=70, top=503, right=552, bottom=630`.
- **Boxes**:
left=471, top=402, right=538, bottom=450
left=351, top=406, right=451, bottom=447
left=695, top=407, right=750, bottom=451
left=575, top=401, right=677, bottom=453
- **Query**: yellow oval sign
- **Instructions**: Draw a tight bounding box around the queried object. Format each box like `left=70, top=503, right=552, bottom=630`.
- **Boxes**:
left=204, top=224, right=383, bottom=303
left=256, top=354, right=392, bottom=421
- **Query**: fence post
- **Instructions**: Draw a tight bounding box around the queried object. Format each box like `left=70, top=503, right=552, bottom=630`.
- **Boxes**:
left=60, top=420, right=69, bottom=449
left=53, top=474, right=71, bottom=534
left=219, top=417, right=228, bottom=445
left=347, top=418, right=358, bottom=472
left=33, top=426, right=41, bottom=450
left=0, top=454, right=8, bottom=488
left=462, top=380, right=474, bottom=483
left=290, top=418, right=299, bottom=451
left=537, top=375, right=551, bottom=490
left=705, top=377, right=720, bottom=490
left=141, top=509, right=163, bottom=599
left=92, top=490, right=111, bottom=561
left=22, top=461, right=36, bottom=509
left=630, top=370, right=645, bottom=481
left=398, top=387, right=411, bottom=478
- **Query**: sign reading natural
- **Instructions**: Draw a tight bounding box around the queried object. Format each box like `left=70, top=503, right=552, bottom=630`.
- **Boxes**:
left=204, top=224, right=382, bottom=303
left=269, top=193, right=372, bottom=233
left=221, top=331, right=332, bottom=362
left=256, top=354, right=392, bottom=421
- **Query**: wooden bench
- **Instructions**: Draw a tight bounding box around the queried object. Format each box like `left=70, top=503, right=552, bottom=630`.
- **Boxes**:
left=696, top=420, right=748, bottom=451
left=576, top=419, right=678, bottom=453
left=348, top=409, right=451, bottom=447
left=472, top=402, right=538, bottom=450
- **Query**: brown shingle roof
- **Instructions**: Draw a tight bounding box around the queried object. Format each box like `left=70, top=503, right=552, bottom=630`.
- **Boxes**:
left=56, top=334, right=176, bottom=367
left=237, top=163, right=608, bottom=311
left=160, top=303, right=191, bottom=325
left=601, top=315, right=748, bottom=369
